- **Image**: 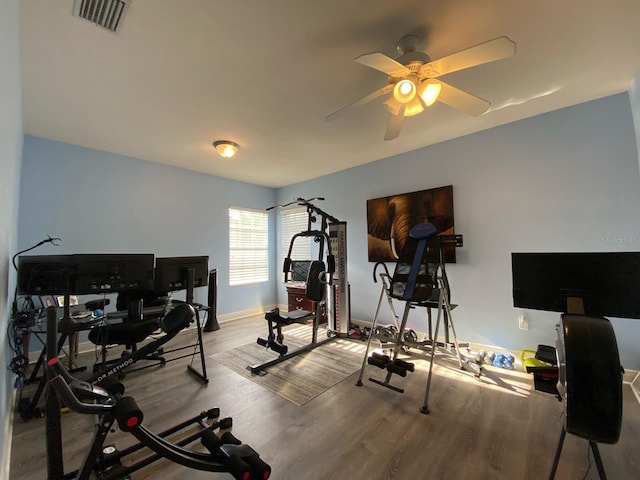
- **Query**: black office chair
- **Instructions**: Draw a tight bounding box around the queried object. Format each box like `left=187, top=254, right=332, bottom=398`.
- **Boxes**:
left=89, top=290, right=167, bottom=370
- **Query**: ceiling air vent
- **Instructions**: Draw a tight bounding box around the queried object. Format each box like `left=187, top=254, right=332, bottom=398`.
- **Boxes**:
left=72, top=0, right=131, bottom=33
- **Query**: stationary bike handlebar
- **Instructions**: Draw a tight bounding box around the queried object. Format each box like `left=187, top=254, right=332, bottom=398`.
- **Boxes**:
left=47, top=357, right=113, bottom=414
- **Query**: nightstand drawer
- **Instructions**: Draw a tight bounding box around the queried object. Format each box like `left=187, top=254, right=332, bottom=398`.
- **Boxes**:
left=288, top=292, right=313, bottom=311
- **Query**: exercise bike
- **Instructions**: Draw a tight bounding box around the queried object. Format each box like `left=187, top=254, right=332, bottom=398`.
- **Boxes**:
left=44, top=305, right=271, bottom=480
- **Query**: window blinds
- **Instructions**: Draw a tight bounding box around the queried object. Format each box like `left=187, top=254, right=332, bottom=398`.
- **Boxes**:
left=229, top=207, right=268, bottom=286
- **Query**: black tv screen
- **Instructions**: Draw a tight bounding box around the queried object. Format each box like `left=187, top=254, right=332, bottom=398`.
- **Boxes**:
left=511, top=252, right=640, bottom=319
left=289, top=260, right=311, bottom=282
left=73, top=254, right=155, bottom=294
left=17, top=254, right=73, bottom=295
left=154, top=256, right=209, bottom=293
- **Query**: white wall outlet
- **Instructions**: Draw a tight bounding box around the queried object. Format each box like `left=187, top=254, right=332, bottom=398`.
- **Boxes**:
left=519, top=315, right=529, bottom=330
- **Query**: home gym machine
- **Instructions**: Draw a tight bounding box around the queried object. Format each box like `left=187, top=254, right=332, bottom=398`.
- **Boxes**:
left=249, top=197, right=351, bottom=375
left=355, top=221, right=477, bottom=413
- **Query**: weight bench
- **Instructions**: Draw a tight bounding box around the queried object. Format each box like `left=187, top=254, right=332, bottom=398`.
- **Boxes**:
left=257, top=308, right=314, bottom=356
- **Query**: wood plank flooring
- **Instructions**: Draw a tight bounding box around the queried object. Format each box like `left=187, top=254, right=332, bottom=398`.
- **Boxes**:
left=9, top=315, right=640, bottom=479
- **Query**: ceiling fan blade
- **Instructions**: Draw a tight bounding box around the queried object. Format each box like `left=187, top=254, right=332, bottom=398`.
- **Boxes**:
left=356, top=52, right=410, bottom=76
left=384, top=106, right=405, bottom=141
left=326, top=84, right=393, bottom=121
left=383, top=96, right=402, bottom=116
left=421, top=36, right=516, bottom=77
left=437, top=81, right=490, bottom=116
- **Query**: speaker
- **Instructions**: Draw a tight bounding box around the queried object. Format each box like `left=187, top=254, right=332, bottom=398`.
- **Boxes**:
left=203, top=269, right=220, bottom=331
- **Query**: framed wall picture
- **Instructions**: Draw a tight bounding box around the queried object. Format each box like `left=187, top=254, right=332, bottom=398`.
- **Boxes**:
left=367, top=185, right=456, bottom=263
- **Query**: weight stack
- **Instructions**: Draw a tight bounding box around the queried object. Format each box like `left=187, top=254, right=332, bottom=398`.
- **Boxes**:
left=203, top=269, right=220, bottom=331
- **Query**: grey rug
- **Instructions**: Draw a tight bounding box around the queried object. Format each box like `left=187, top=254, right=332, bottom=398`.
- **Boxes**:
left=210, top=326, right=367, bottom=406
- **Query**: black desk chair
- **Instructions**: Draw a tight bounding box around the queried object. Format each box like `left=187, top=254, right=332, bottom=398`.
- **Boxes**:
left=89, top=290, right=167, bottom=370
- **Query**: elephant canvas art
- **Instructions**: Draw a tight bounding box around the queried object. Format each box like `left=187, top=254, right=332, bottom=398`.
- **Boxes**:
left=367, top=185, right=456, bottom=263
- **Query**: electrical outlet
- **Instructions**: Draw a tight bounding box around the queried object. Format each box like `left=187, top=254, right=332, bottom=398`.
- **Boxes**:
left=519, top=315, right=529, bottom=330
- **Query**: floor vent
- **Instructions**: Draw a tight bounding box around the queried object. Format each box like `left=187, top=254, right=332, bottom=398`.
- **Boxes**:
left=72, top=0, right=131, bottom=33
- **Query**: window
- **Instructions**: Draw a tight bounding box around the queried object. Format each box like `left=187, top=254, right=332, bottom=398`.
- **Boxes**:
left=281, top=207, right=312, bottom=281
left=229, top=207, right=268, bottom=286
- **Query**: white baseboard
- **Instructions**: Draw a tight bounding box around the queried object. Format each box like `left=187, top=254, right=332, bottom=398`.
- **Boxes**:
left=3, top=389, right=16, bottom=480
left=629, top=371, right=640, bottom=404
left=624, top=369, right=640, bottom=385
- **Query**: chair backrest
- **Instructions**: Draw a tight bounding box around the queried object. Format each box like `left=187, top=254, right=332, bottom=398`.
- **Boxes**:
left=116, top=289, right=165, bottom=324
left=87, top=318, right=159, bottom=346
left=116, top=289, right=164, bottom=311
left=161, top=303, right=195, bottom=334
left=389, top=222, right=439, bottom=302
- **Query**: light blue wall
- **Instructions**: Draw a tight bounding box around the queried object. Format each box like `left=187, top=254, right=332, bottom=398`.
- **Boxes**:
left=630, top=69, right=640, bottom=170
left=277, top=93, right=640, bottom=370
left=18, top=137, right=277, bottom=316
left=1, top=0, right=23, bottom=476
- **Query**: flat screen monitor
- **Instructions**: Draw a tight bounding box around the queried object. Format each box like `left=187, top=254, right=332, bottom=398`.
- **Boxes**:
left=511, top=252, right=640, bottom=319
left=289, top=260, right=311, bottom=282
left=154, top=256, right=209, bottom=293
left=17, top=254, right=73, bottom=295
left=73, top=254, right=155, bottom=295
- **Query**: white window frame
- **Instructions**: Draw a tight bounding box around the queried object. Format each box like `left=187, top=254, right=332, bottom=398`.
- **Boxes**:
left=229, top=206, right=269, bottom=286
left=280, top=207, right=312, bottom=282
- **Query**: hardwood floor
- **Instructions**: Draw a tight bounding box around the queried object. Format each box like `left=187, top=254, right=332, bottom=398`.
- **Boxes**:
left=9, top=315, right=640, bottom=479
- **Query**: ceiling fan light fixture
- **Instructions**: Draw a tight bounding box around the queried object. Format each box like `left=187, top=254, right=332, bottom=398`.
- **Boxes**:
left=393, top=79, right=416, bottom=104
left=419, top=80, right=442, bottom=107
left=213, top=140, right=239, bottom=158
left=327, top=35, right=516, bottom=140
left=404, top=96, right=424, bottom=117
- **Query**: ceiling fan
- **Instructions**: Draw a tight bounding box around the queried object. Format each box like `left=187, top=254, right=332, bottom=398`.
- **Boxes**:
left=326, top=35, right=516, bottom=141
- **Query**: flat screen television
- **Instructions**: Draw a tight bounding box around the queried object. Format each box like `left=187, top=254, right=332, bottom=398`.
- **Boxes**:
left=511, top=252, right=640, bottom=318
left=73, top=253, right=155, bottom=295
left=154, top=256, right=209, bottom=293
left=17, top=254, right=73, bottom=295
left=289, top=260, right=311, bottom=282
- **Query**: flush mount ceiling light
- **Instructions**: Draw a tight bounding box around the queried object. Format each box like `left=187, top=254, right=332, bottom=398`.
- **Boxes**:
left=213, top=141, right=239, bottom=158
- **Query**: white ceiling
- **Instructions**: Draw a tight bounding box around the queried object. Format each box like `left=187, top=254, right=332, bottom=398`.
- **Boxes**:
left=19, top=0, right=640, bottom=188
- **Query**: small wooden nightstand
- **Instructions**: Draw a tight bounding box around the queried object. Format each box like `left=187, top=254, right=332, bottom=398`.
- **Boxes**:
left=286, top=283, right=327, bottom=323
